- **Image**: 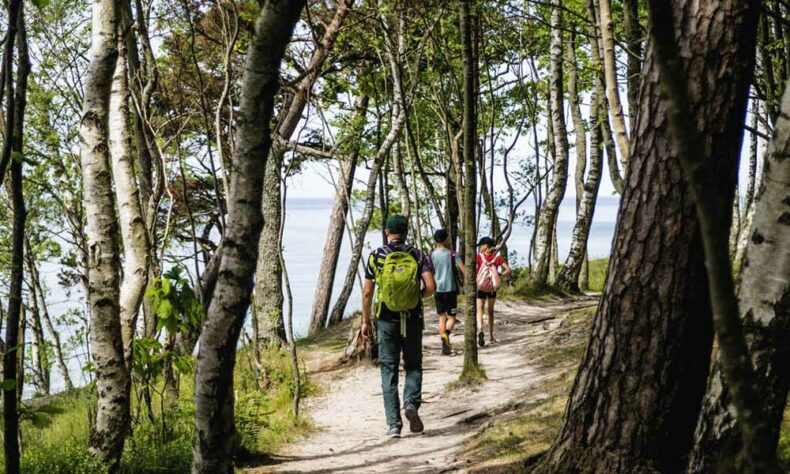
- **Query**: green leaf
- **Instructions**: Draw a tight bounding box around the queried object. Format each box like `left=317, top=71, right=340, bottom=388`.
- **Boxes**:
left=30, top=0, right=50, bottom=8
left=0, top=379, right=17, bottom=391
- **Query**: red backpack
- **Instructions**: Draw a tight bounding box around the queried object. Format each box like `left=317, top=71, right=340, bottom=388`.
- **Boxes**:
left=476, top=253, right=501, bottom=293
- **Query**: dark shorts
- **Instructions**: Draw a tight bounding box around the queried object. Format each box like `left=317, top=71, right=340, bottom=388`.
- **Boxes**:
left=476, top=290, right=497, bottom=300
left=434, top=292, right=458, bottom=316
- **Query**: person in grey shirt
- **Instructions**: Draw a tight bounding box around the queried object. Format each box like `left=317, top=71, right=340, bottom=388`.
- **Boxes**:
left=430, top=229, right=465, bottom=355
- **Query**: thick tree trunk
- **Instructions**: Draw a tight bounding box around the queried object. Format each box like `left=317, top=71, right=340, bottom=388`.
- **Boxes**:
left=535, top=0, right=757, bottom=470
left=557, top=91, right=604, bottom=292
left=79, top=0, right=129, bottom=467
left=689, top=84, right=790, bottom=474
left=109, top=30, right=149, bottom=368
left=531, top=0, right=569, bottom=289
left=191, top=2, right=305, bottom=472
left=598, top=0, right=630, bottom=167
left=254, top=0, right=354, bottom=348
left=460, top=0, right=481, bottom=378
left=310, top=95, right=368, bottom=332
left=253, top=149, right=286, bottom=348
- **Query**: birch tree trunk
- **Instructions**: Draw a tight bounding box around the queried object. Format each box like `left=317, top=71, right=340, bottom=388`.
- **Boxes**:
left=689, top=83, right=790, bottom=474
left=192, top=2, right=305, bottom=472
left=735, top=109, right=760, bottom=267
left=531, top=0, right=569, bottom=289
left=557, top=91, right=604, bottom=292
left=309, top=95, right=368, bottom=333
left=598, top=0, right=630, bottom=166
left=254, top=0, right=354, bottom=348
left=80, top=0, right=129, bottom=466
left=109, top=28, right=149, bottom=368
left=535, top=0, right=758, bottom=470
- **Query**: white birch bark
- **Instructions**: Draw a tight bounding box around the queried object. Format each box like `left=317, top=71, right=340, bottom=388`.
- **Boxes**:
left=598, top=0, right=630, bottom=167
left=109, top=31, right=149, bottom=367
left=690, top=83, right=790, bottom=474
left=532, top=0, right=569, bottom=288
left=80, top=0, right=128, bottom=466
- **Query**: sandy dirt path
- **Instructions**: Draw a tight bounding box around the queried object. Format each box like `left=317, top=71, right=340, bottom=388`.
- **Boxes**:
left=248, top=297, right=596, bottom=474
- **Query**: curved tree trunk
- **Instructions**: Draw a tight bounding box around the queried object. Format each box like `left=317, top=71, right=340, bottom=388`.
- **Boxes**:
left=531, top=0, right=569, bottom=289
left=331, top=104, right=407, bottom=331
left=254, top=0, right=355, bottom=348
left=109, top=30, right=150, bottom=368
left=79, top=0, right=131, bottom=467
left=191, top=2, right=305, bottom=472
left=689, top=84, right=790, bottom=474
left=535, top=0, right=758, bottom=470
left=556, top=91, right=603, bottom=292
left=310, top=95, right=368, bottom=332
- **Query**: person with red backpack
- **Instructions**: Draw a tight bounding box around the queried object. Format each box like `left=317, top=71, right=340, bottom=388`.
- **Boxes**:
left=475, top=237, right=511, bottom=347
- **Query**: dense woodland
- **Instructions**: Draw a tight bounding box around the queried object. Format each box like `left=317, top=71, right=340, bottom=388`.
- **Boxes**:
left=0, top=0, right=788, bottom=472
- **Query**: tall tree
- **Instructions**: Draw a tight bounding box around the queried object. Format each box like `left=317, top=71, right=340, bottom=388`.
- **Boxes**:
left=598, top=0, right=630, bottom=165
left=690, top=83, right=790, bottom=473
left=310, top=95, right=368, bottom=333
left=79, top=0, right=131, bottom=467
left=531, top=0, right=569, bottom=289
left=254, top=0, right=354, bottom=348
left=459, top=0, right=481, bottom=379
left=623, top=0, right=643, bottom=133
left=534, top=0, right=760, bottom=470
left=191, top=1, right=306, bottom=471
left=2, top=3, right=28, bottom=472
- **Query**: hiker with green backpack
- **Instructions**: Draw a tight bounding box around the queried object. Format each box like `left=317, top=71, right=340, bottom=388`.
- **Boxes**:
left=360, top=215, right=436, bottom=438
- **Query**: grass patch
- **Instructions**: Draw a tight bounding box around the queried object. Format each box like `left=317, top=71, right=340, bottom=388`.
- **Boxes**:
left=0, top=345, right=315, bottom=473
left=498, top=258, right=609, bottom=301
left=296, top=315, right=355, bottom=353
left=586, top=257, right=609, bottom=293
left=780, top=401, right=790, bottom=470
left=448, top=364, right=488, bottom=391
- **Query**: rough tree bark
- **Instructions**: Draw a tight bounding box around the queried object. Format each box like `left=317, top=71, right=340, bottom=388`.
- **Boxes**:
left=79, top=0, right=129, bottom=467
left=192, top=2, right=305, bottom=472
left=310, top=95, right=368, bottom=333
left=109, top=27, right=149, bottom=368
left=689, top=84, right=790, bottom=474
left=254, top=0, right=354, bottom=348
left=531, top=0, right=569, bottom=289
left=534, top=0, right=759, bottom=471
left=647, top=0, right=768, bottom=468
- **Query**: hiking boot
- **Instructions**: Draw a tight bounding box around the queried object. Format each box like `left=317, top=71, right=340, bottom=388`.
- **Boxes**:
left=387, top=425, right=402, bottom=438
left=441, top=334, right=451, bottom=355
left=404, top=404, right=424, bottom=433
left=478, top=331, right=485, bottom=347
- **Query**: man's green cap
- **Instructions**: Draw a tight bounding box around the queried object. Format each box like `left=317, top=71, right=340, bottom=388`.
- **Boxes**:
left=385, top=215, right=409, bottom=234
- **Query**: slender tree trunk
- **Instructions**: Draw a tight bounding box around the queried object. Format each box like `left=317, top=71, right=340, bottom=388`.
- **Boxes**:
left=311, top=95, right=368, bottom=332
left=254, top=0, right=354, bottom=348
left=191, top=2, right=305, bottom=472
left=689, top=83, right=790, bottom=474
left=557, top=91, right=604, bottom=292
left=623, top=0, right=642, bottom=133
left=332, top=105, right=408, bottom=334
left=2, top=6, right=25, bottom=471
left=460, top=0, right=481, bottom=379
left=27, top=280, right=50, bottom=394
left=735, top=108, right=760, bottom=267
left=598, top=0, right=630, bottom=167
left=535, top=0, right=758, bottom=470
left=531, top=0, right=569, bottom=289
left=26, top=244, right=73, bottom=390
left=109, top=27, right=149, bottom=368
left=80, top=0, right=129, bottom=466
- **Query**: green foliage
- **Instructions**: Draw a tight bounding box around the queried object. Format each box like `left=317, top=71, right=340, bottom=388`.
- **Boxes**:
left=146, top=266, right=203, bottom=335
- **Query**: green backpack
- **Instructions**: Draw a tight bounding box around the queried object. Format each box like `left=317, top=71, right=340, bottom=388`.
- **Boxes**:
left=372, top=250, right=421, bottom=316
